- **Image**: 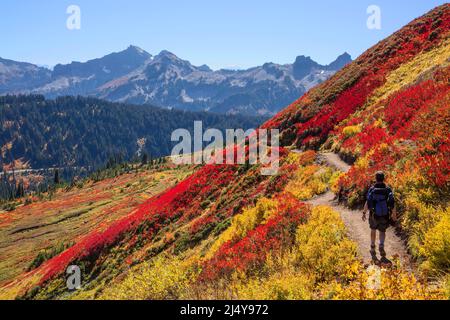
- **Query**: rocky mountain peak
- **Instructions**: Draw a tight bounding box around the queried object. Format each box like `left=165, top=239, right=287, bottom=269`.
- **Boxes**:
left=293, top=55, right=321, bottom=80
left=326, top=52, right=352, bottom=70
left=126, top=45, right=149, bottom=56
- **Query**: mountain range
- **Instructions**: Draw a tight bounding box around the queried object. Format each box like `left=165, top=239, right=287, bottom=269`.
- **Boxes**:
left=0, top=48, right=351, bottom=116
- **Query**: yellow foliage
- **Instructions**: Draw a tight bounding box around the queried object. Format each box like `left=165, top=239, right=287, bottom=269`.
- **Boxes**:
left=378, top=143, right=389, bottom=153
left=284, top=152, right=300, bottom=165
left=332, top=263, right=444, bottom=300
left=232, top=272, right=314, bottom=300
left=285, top=165, right=333, bottom=201
left=369, top=37, right=450, bottom=107
left=354, top=153, right=370, bottom=170
left=420, top=211, right=450, bottom=273
left=373, top=118, right=384, bottom=128
left=206, top=197, right=278, bottom=258
left=330, top=172, right=345, bottom=194
left=294, top=206, right=358, bottom=281
left=342, top=125, right=362, bottom=138
left=99, top=255, right=198, bottom=300
left=401, top=192, right=446, bottom=259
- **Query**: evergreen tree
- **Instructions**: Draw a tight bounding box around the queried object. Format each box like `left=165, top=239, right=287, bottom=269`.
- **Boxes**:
left=16, top=180, right=25, bottom=198
left=54, top=169, right=60, bottom=185
left=0, top=95, right=263, bottom=170
left=141, top=153, right=148, bottom=166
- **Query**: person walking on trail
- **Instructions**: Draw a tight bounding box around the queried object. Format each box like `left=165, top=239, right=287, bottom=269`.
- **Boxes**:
left=362, top=171, right=397, bottom=260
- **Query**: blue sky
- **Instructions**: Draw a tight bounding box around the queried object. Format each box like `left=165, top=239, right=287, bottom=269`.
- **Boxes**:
left=1, top=0, right=447, bottom=70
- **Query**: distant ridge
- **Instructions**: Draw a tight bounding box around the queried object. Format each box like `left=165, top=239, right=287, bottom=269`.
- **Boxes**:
left=0, top=48, right=351, bottom=116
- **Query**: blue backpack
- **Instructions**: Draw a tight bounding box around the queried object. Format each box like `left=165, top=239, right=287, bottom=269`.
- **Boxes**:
left=367, top=185, right=394, bottom=217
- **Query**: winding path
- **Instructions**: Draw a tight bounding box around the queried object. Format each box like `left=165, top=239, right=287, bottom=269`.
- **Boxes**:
left=294, top=150, right=413, bottom=269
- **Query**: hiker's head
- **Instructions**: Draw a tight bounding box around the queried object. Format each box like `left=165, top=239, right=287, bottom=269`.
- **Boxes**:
left=375, top=171, right=385, bottom=183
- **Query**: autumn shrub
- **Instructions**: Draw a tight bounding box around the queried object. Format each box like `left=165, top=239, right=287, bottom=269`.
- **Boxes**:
left=28, top=242, right=72, bottom=271
left=401, top=191, right=445, bottom=257
left=285, top=165, right=333, bottom=201
left=100, top=255, right=198, bottom=300
left=231, top=271, right=314, bottom=300
left=331, top=263, right=444, bottom=300
left=342, top=125, right=362, bottom=138
left=420, top=211, right=450, bottom=273
left=294, top=206, right=358, bottom=282
left=296, top=150, right=317, bottom=166
left=329, top=172, right=344, bottom=195
left=206, top=197, right=278, bottom=258
left=200, top=195, right=309, bottom=281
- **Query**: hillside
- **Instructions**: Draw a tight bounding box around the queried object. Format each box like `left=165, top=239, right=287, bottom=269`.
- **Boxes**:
left=263, top=3, right=450, bottom=267
left=0, top=49, right=351, bottom=116
left=0, top=162, right=194, bottom=286
left=0, top=58, right=51, bottom=93
left=0, top=95, right=263, bottom=169
left=0, top=4, right=448, bottom=300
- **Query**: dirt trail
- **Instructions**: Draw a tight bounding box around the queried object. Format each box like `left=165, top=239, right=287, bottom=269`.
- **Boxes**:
left=295, top=150, right=413, bottom=269
left=318, top=152, right=351, bottom=172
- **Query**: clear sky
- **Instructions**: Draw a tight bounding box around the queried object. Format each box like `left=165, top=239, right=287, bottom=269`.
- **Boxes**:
left=1, top=0, right=447, bottom=70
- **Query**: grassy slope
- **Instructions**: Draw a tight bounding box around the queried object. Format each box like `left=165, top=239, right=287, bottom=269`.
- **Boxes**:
left=0, top=163, right=193, bottom=297
left=264, top=4, right=449, bottom=274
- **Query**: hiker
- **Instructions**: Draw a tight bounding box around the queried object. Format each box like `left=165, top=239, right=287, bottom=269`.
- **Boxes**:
left=362, top=171, right=397, bottom=259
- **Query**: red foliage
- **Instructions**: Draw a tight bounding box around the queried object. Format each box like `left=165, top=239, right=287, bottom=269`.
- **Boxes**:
left=295, top=74, right=384, bottom=146
left=36, top=146, right=293, bottom=285
left=189, top=214, right=217, bottom=235
left=417, top=138, right=450, bottom=188
left=200, top=195, right=309, bottom=281
left=385, top=81, right=448, bottom=136
left=338, top=66, right=450, bottom=201
left=339, top=142, right=401, bottom=199
left=360, top=126, right=391, bottom=154
left=263, top=4, right=450, bottom=151
left=38, top=164, right=237, bottom=284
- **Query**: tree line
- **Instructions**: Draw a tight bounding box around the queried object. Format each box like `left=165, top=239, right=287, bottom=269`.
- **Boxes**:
left=0, top=94, right=265, bottom=169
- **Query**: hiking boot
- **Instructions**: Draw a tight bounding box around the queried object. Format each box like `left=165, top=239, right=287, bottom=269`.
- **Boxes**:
left=370, top=245, right=376, bottom=256
left=379, top=245, right=386, bottom=258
